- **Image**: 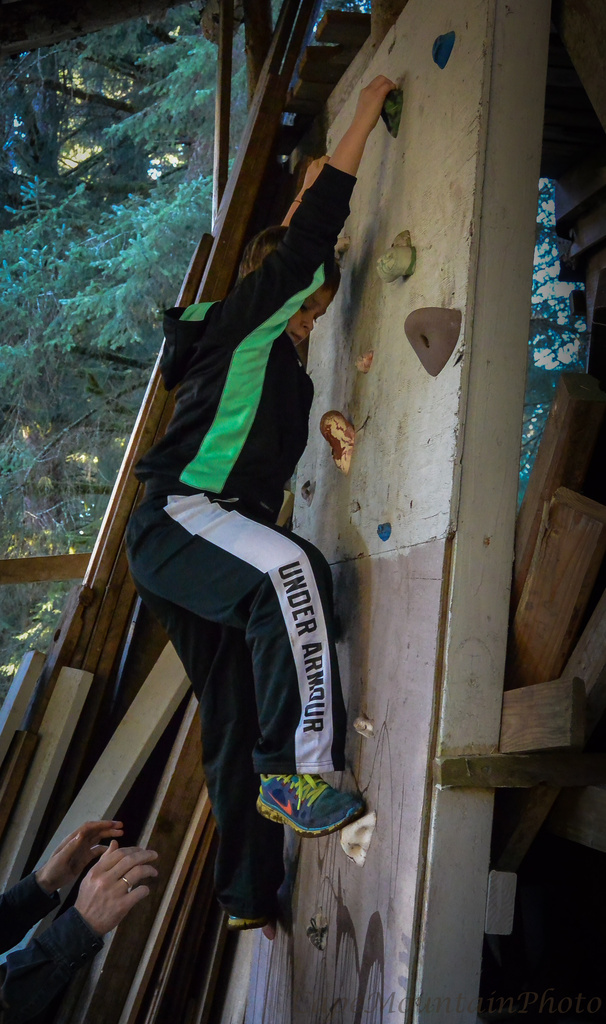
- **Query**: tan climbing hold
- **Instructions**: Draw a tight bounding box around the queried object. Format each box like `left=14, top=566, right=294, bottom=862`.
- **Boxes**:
left=320, top=410, right=355, bottom=475
left=340, top=811, right=377, bottom=867
left=355, top=350, right=374, bottom=373
left=353, top=716, right=375, bottom=738
left=376, top=230, right=416, bottom=283
left=404, top=307, right=462, bottom=376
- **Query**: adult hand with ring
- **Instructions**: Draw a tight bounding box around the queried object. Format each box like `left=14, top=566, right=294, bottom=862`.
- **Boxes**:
left=75, top=841, right=159, bottom=936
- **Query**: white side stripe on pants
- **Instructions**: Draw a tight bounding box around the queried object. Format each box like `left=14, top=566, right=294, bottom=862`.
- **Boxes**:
left=164, top=493, right=334, bottom=772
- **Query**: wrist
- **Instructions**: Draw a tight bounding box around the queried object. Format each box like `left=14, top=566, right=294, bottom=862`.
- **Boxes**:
left=35, top=866, right=59, bottom=895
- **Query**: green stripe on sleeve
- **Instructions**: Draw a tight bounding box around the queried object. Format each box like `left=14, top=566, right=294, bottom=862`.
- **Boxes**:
left=179, top=302, right=215, bottom=321
left=179, top=265, right=325, bottom=493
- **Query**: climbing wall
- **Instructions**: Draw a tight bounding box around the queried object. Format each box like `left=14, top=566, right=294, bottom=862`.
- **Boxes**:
left=246, top=0, right=550, bottom=1020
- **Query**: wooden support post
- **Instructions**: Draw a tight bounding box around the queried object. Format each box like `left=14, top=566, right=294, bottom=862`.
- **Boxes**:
left=506, top=487, right=606, bottom=690
left=66, top=696, right=204, bottom=1024
left=0, top=651, right=44, bottom=768
left=0, top=553, right=91, bottom=585
left=435, top=753, right=606, bottom=790
left=213, top=0, right=234, bottom=226
left=499, top=676, right=586, bottom=753
left=242, top=0, right=272, bottom=104
left=548, top=784, right=606, bottom=852
left=553, top=0, right=606, bottom=135
left=0, top=667, right=94, bottom=890
left=0, top=732, right=39, bottom=845
left=513, top=373, right=606, bottom=609
left=496, top=587, right=606, bottom=870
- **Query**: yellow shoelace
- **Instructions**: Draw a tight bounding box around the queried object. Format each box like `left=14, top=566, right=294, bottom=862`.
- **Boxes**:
left=267, top=773, right=328, bottom=810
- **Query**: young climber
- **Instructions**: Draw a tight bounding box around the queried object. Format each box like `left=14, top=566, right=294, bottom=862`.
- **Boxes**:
left=126, top=74, right=396, bottom=931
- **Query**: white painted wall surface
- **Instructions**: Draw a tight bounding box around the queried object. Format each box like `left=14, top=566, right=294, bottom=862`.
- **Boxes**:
left=246, top=0, right=550, bottom=1021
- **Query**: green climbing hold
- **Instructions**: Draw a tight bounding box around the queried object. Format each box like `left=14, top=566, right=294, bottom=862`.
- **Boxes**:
left=381, top=88, right=403, bottom=138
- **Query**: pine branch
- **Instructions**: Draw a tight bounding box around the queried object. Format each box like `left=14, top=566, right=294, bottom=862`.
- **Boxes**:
left=42, top=78, right=136, bottom=113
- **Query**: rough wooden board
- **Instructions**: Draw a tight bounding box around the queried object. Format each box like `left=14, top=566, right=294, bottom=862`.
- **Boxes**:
left=547, top=783, right=606, bottom=853
left=561, top=586, right=606, bottom=733
left=553, top=0, right=606, bottom=135
left=495, top=783, right=561, bottom=872
left=0, top=731, right=39, bottom=844
left=513, top=373, right=606, bottom=609
left=118, top=787, right=212, bottom=1024
left=0, top=553, right=91, bottom=585
left=435, top=753, right=606, bottom=789
left=212, top=0, right=233, bottom=224
left=0, top=651, right=44, bottom=768
left=0, top=667, right=94, bottom=890
left=499, top=677, right=586, bottom=753
left=314, top=9, right=371, bottom=47
left=507, top=488, right=606, bottom=690
left=66, top=694, right=203, bottom=1024
left=33, top=644, right=189, bottom=872
left=23, top=586, right=86, bottom=733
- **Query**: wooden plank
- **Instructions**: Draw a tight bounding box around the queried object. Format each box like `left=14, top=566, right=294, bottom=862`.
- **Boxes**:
left=513, top=374, right=606, bottom=608
left=197, top=0, right=318, bottom=302
left=23, top=587, right=87, bottom=734
left=548, top=783, right=606, bottom=852
left=0, top=651, right=44, bottom=768
left=33, top=644, right=189, bottom=871
left=0, top=732, right=39, bottom=844
left=67, top=695, right=204, bottom=1024
left=553, top=0, right=606, bottom=135
left=299, top=45, right=353, bottom=84
left=0, top=667, right=94, bottom=889
left=499, top=676, right=586, bottom=753
left=506, top=487, right=606, bottom=690
left=435, top=753, right=606, bottom=789
left=0, top=553, right=91, bottom=585
left=188, top=909, right=229, bottom=1024
left=495, top=587, right=606, bottom=870
left=118, top=787, right=212, bottom=1024
left=314, top=9, right=371, bottom=48
left=242, top=0, right=272, bottom=104
left=213, top=0, right=234, bottom=225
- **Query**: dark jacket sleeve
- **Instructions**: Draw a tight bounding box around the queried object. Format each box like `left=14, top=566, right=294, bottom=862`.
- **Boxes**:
left=1, top=908, right=103, bottom=1024
left=0, top=875, right=59, bottom=954
left=159, top=163, right=356, bottom=388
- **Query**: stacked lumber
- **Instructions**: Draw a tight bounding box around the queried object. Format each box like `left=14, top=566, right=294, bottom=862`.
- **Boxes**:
left=0, top=2, right=345, bottom=1020
left=493, top=371, right=606, bottom=870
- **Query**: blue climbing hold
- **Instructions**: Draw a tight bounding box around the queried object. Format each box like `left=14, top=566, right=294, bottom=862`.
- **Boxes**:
left=432, top=31, right=455, bottom=69
left=377, top=522, right=391, bottom=542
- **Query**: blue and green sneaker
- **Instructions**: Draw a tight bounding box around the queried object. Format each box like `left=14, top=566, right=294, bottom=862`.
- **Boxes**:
left=257, top=774, right=365, bottom=837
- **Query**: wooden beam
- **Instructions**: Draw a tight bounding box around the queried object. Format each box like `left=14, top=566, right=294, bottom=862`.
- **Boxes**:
left=435, top=753, right=606, bottom=790
left=242, top=0, right=272, bottom=104
left=548, top=783, right=606, bottom=853
left=499, top=676, right=586, bottom=753
left=198, top=0, right=318, bottom=302
left=0, top=553, right=91, bottom=586
left=506, top=487, right=606, bottom=690
left=213, top=0, right=234, bottom=226
left=553, top=0, right=606, bottom=135
left=0, top=0, right=185, bottom=56
left=0, top=666, right=94, bottom=890
left=0, top=651, right=44, bottom=768
left=66, top=695, right=204, bottom=1024
left=496, top=586, right=606, bottom=870
left=314, top=10, right=371, bottom=48
left=0, top=731, right=39, bottom=845
left=513, top=374, right=606, bottom=609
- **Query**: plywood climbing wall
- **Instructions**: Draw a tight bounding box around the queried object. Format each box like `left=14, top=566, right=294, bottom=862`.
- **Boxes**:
left=246, top=0, right=550, bottom=1020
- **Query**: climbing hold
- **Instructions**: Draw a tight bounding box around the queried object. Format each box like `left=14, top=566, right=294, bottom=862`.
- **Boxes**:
left=381, top=88, right=403, bottom=138
left=376, top=230, right=416, bottom=283
left=320, top=411, right=355, bottom=475
left=335, top=235, right=351, bottom=263
left=340, top=811, right=377, bottom=867
left=432, top=31, right=456, bottom=69
left=355, top=350, right=374, bottom=373
left=353, top=716, right=375, bottom=739
left=301, top=479, right=315, bottom=505
left=377, top=522, right=391, bottom=542
left=306, top=912, right=329, bottom=951
left=404, top=307, right=462, bottom=377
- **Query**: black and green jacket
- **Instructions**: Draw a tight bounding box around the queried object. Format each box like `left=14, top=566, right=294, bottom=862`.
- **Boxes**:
left=135, top=164, right=356, bottom=519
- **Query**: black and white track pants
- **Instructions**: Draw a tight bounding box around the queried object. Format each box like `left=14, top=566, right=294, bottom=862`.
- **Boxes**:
left=126, top=492, right=346, bottom=916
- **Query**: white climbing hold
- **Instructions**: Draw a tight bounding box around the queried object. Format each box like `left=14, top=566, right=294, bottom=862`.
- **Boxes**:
left=353, top=716, right=374, bottom=738
left=340, top=811, right=377, bottom=867
left=376, top=230, right=416, bottom=283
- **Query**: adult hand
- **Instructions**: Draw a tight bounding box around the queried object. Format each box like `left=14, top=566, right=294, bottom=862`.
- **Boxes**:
left=35, top=820, right=124, bottom=894
left=74, top=841, right=159, bottom=936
